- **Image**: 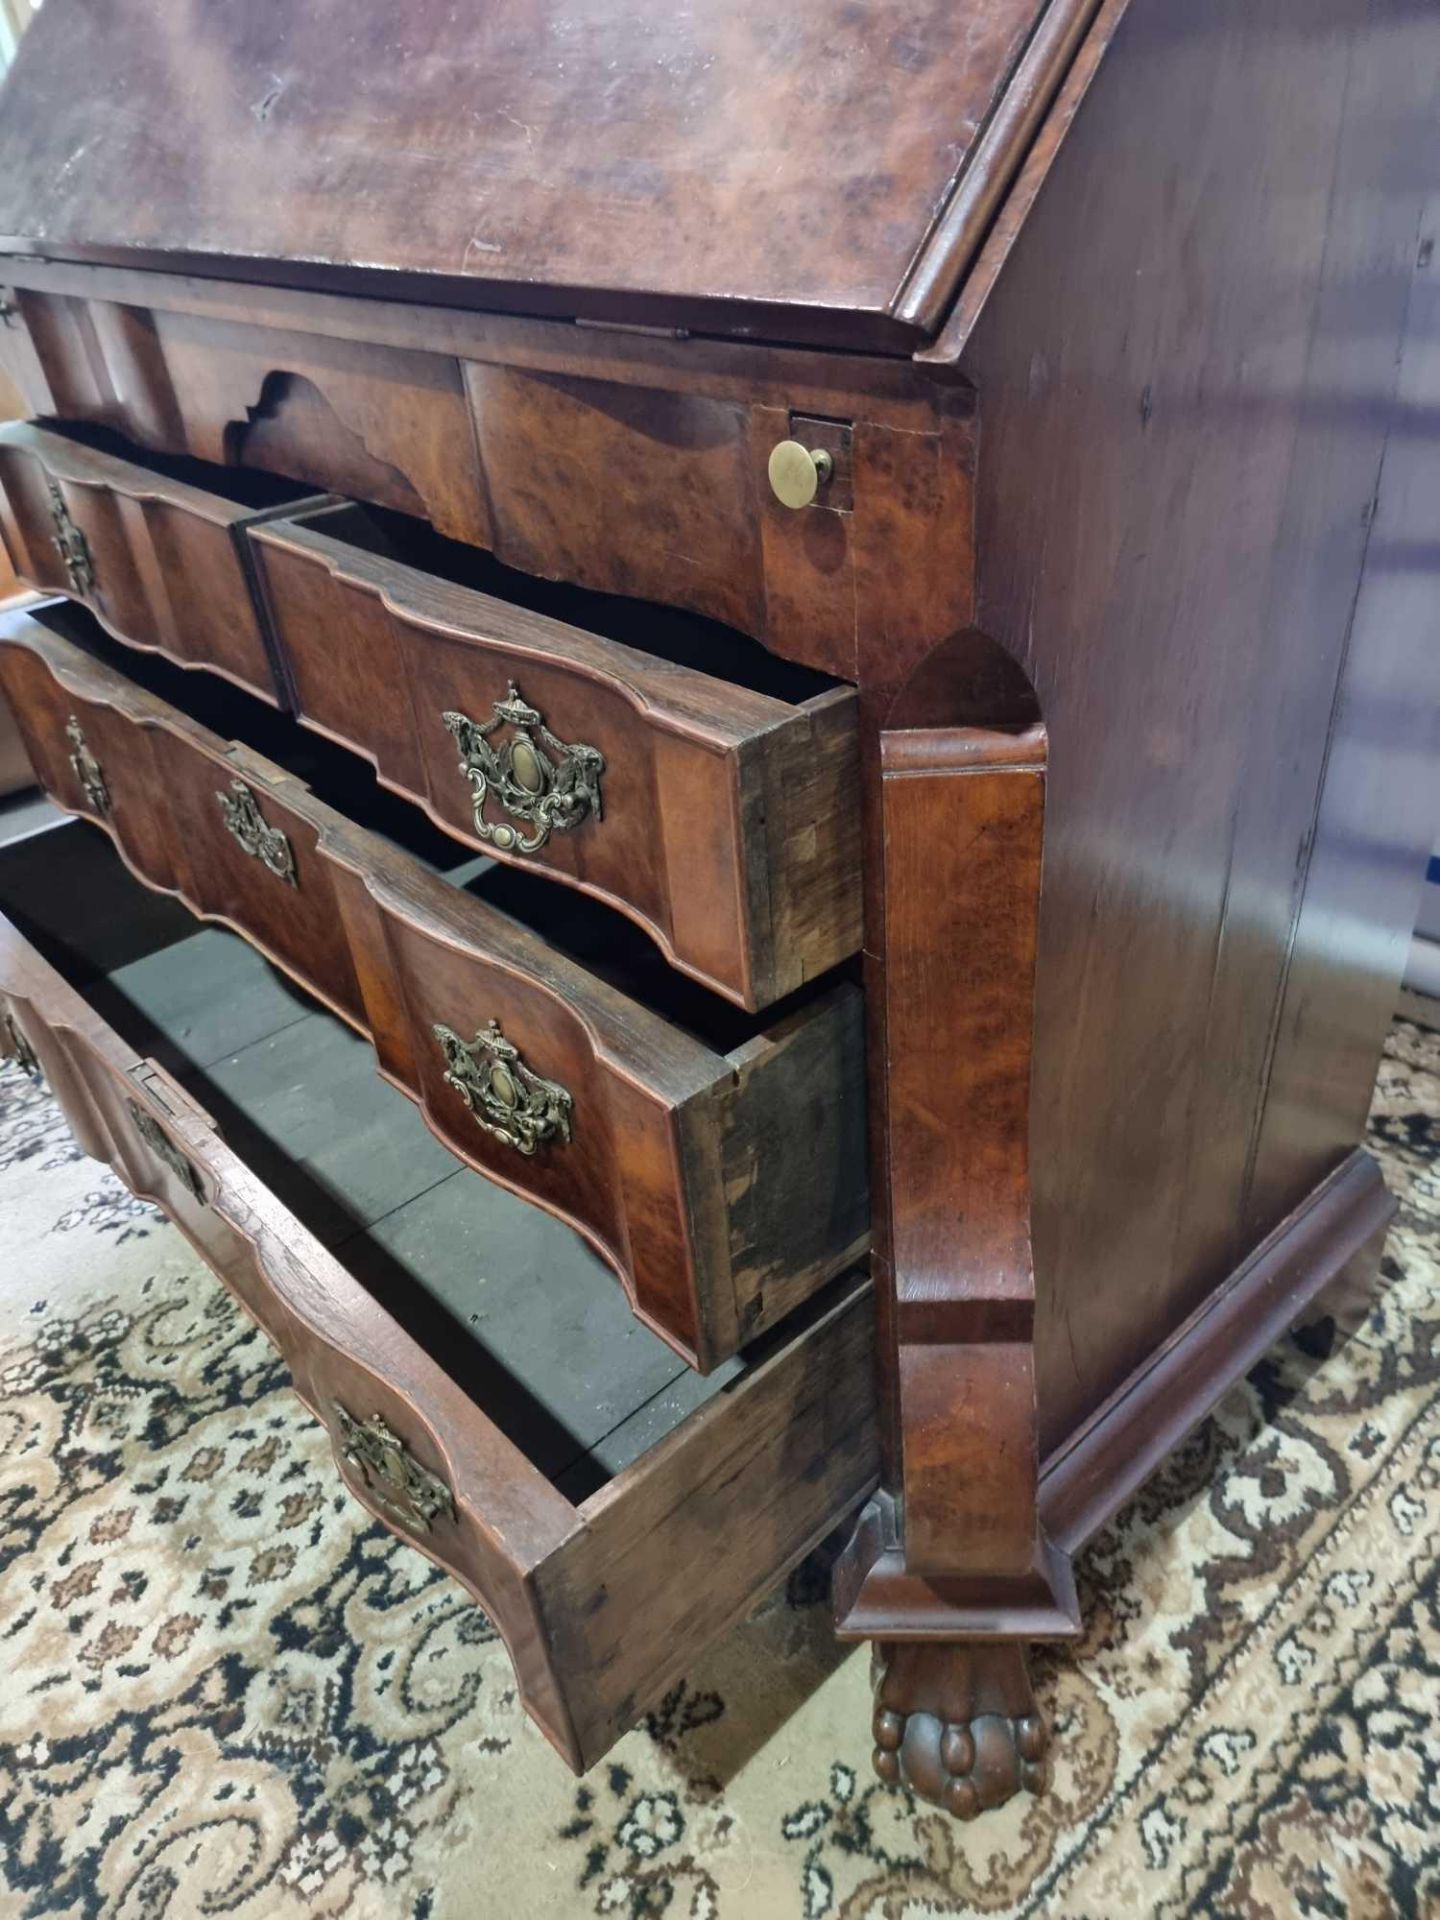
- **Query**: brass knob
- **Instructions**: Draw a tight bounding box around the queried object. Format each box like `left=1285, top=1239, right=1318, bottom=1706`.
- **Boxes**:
left=768, top=440, right=835, bottom=510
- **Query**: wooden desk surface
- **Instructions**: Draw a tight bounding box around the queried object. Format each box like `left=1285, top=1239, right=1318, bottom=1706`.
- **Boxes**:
left=0, top=0, right=1069, bottom=348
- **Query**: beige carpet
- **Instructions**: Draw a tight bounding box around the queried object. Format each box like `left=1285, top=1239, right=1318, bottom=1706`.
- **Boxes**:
left=0, top=1009, right=1436, bottom=1919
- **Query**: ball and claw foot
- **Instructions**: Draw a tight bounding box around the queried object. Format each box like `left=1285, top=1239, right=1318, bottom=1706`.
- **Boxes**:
left=870, top=1640, right=1049, bottom=1819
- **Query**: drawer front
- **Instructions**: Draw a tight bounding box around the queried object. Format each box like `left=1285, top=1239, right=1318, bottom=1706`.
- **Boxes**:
left=251, top=510, right=862, bottom=1010
left=152, top=313, right=489, bottom=549
left=0, top=630, right=364, bottom=1027
left=153, top=740, right=366, bottom=1029
left=335, top=870, right=717, bottom=1354
left=0, top=608, right=869, bottom=1371
left=0, top=929, right=581, bottom=1749
left=0, top=900, right=878, bottom=1776
left=0, top=634, right=183, bottom=893
left=329, top=852, right=870, bottom=1364
left=461, top=364, right=971, bottom=684
left=0, top=686, right=31, bottom=798
left=0, top=420, right=284, bottom=703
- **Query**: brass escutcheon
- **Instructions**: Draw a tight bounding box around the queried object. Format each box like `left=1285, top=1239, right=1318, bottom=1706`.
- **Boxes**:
left=432, top=1017, right=573, bottom=1156
left=442, top=683, right=604, bottom=855
left=126, top=1098, right=205, bottom=1202
left=331, top=1401, right=455, bottom=1533
left=65, top=715, right=110, bottom=815
left=215, top=779, right=298, bottom=886
left=2, top=1010, right=40, bottom=1080
left=46, top=479, right=96, bottom=597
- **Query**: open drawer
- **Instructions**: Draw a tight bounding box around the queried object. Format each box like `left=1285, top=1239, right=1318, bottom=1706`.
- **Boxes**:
left=0, top=836, right=877, bottom=1772
left=249, top=501, right=862, bottom=1011
left=0, top=419, right=325, bottom=704
left=0, top=602, right=869, bottom=1370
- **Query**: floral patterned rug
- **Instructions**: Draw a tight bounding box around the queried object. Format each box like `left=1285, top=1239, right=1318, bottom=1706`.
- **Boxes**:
left=0, top=1008, right=1437, bottom=1920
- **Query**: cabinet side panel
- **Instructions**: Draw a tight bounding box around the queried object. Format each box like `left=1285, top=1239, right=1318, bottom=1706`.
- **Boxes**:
left=1246, top=214, right=1440, bottom=1230
left=959, top=0, right=1440, bottom=1445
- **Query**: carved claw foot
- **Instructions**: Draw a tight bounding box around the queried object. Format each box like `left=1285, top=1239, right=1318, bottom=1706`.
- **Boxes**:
left=871, top=1639, right=1048, bottom=1819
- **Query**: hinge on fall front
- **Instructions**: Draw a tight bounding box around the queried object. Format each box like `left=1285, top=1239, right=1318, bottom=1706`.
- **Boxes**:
left=573, top=315, right=690, bottom=340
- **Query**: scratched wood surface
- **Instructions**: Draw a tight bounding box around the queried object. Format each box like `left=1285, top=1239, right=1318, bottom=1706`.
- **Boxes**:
left=0, top=0, right=1060, bottom=347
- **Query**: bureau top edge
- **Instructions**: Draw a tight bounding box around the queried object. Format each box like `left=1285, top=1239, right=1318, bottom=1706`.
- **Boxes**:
left=0, top=255, right=977, bottom=421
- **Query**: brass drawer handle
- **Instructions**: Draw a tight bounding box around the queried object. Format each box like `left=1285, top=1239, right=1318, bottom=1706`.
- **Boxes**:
left=215, top=779, right=298, bottom=886
left=433, top=1018, right=573, bottom=1156
left=46, top=480, right=96, bottom=597
left=65, top=715, right=110, bottom=815
left=442, top=682, right=604, bottom=854
left=126, top=1097, right=205, bottom=1202
left=332, top=1401, right=454, bottom=1533
left=3, top=1011, right=40, bottom=1081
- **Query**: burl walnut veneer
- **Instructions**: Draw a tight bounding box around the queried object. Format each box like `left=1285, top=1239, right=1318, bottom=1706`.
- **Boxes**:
left=1, top=0, right=1438, bottom=1815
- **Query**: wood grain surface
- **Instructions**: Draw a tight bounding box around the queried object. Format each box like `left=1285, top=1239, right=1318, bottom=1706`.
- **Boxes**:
left=955, top=0, right=1440, bottom=1449
left=0, top=272, right=978, bottom=675
left=0, top=891, right=878, bottom=1773
left=250, top=505, right=862, bottom=1009
left=0, top=0, right=1068, bottom=347
left=0, top=605, right=870, bottom=1369
left=0, top=419, right=307, bottom=703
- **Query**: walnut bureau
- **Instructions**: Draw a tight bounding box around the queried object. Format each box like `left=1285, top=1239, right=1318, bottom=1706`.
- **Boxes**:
left=0, top=0, right=1436, bottom=1819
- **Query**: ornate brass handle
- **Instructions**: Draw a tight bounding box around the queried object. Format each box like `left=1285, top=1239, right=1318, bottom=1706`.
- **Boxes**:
left=215, top=780, right=298, bottom=886
left=65, top=715, right=110, bottom=815
left=3, top=1011, right=40, bottom=1080
left=432, top=1018, right=573, bottom=1156
left=126, top=1098, right=205, bottom=1202
left=441, top=683, right=604, bottom=854
left=332, top=1401, right=455, bottom=1533
left=46, top=479, right=96, bottom=597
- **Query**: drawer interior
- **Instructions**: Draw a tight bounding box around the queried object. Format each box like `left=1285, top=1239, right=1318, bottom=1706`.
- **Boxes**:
left=284, top=499, right=841, bottom=706
left=0, top=811, right=752, bottom=1501
left=26, top=598, right=847, bottom=1054
left=31, top=417, right=320, bottom=513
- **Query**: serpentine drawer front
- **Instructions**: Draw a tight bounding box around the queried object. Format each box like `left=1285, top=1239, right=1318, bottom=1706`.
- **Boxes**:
left=0, top=603, right=870, bottom=1372
left=248, top=502, right=862, bottom=1010
left=0, top=881, right=877, bottom=1777
left=0, top=412, right=864, bottom=1010
left=0, top=419, right=324, bottom=704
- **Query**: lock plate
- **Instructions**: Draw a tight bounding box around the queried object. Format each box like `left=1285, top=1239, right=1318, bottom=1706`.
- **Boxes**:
left=46, top=480, right=96, bottom=597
